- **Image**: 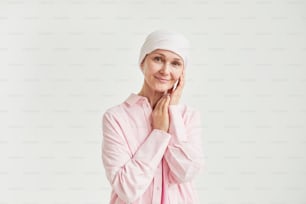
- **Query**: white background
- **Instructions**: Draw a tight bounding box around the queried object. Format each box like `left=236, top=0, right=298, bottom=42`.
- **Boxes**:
left=1, top=0, right=306, bottom=203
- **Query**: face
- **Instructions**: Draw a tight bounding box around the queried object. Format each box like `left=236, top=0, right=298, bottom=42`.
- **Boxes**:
left=140, top=49, right=184, bottom=93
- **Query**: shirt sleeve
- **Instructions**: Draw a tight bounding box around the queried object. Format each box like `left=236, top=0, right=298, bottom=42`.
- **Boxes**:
left=102, top=111, right=171, bottom=203
left=164, top=105, right=205, bottom=184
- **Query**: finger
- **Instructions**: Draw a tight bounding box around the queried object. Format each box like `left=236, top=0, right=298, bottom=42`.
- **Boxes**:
left=155, top=95, right=166, bottom=110
left=161, top=95, right=170, bottom=113
left=179, top=73, right=185, bottom=87
left=174, top=77, right=184, bottom=93
left=163, top=94, right=171, bottom=112
left=159, top=95, right=168, bottom=110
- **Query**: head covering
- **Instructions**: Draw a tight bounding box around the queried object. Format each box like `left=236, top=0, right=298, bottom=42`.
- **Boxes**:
left=138, top=29, right=190, bottom=69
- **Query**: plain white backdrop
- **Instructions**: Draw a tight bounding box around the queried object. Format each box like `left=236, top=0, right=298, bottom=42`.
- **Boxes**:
left=1, top=0, right=306, bottom=203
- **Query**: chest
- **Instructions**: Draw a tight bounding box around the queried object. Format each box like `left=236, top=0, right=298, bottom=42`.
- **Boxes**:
left=121, top=105, right=153, bottom=155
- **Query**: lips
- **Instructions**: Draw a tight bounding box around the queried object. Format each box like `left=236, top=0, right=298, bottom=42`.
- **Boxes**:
left=154, top=76, right=170, bottom=83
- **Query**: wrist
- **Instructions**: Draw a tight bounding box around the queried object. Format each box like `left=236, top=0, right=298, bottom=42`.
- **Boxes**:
left=153, top=127, right=168, bottom=133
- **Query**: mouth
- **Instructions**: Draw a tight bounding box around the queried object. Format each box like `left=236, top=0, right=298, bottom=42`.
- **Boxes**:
left=154, top=76, right=170, bottom=83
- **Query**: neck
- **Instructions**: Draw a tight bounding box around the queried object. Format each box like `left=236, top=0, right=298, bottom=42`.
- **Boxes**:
left=138, top=81, right=166, bottom=109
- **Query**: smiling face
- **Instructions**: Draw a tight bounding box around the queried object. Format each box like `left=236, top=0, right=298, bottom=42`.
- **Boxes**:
left=140, top=49, right=184, bottom=93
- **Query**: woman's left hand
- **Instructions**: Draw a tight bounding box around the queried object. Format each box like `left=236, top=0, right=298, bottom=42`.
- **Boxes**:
left=168, top=71, right=185, bottom=105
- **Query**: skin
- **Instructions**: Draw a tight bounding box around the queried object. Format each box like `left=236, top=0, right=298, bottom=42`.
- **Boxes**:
left=138, top=49, right=185, bottom=132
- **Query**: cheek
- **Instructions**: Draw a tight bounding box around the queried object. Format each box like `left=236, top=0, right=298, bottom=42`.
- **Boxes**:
left=142, top=63, right=152, bottom=75
left=144, top=65, right=160, bottom=77
left=143, top=67, right=154, bottom=76
left=173, top=70, right=183, bottom=80
left=143, top=68, right=156, bottom=82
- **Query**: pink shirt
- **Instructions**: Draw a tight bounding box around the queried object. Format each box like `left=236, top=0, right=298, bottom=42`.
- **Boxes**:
left=102, top=93, right=204, bottom=204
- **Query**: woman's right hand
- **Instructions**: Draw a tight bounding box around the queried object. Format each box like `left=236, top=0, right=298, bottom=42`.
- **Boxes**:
left=152, top=94, right=171, bottom=132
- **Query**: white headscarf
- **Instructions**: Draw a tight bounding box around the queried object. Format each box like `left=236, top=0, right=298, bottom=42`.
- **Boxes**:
left=138, top=29, right=190, bottom=69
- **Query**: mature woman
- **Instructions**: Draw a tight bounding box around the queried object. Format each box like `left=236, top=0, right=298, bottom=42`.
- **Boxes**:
left=102, top=30, right=204, bottom=204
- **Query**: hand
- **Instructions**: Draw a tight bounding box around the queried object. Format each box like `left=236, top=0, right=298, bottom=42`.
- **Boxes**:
left=168, top=71, right=185, bottom=105
left=152, top=94, right=171, bottom=132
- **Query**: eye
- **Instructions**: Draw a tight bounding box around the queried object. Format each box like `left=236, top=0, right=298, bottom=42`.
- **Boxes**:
left=153, top=56, right=163, bottom=62
left=172, top=61, right=182, bottom=67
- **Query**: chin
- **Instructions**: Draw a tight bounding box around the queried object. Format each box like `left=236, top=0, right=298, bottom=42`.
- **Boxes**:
left=149, top=81, right=173, bottom=93
left=153, top=86, right=171, bottom=93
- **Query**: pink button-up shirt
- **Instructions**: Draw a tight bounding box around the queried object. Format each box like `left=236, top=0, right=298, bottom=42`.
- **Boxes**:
left=102, top=93, right=204, bottom=204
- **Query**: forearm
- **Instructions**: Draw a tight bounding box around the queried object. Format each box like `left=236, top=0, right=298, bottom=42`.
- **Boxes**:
left=164, top=105, right=205, bottom=183
left=103, top=123, right=171, bottom=202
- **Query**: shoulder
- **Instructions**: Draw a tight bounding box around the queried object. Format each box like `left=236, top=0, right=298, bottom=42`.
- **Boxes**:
left=102, top=103, right=125, bottom=122
left=102, top=94, right=136, bottom=123
left=102, top=93, right=142, bottom=119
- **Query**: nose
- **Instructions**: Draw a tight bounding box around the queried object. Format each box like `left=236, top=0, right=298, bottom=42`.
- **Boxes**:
left=159, top=62, right=171, bottom=75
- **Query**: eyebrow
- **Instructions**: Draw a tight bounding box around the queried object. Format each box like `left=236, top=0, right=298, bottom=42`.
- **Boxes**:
left=153, top=52, right=182, bottom=62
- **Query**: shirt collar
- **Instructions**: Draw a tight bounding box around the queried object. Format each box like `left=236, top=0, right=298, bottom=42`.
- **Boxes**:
left=125, top=93, right=148, bottom=106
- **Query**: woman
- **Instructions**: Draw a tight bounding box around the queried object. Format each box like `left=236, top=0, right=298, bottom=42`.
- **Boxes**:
left=102, top=30, right=204, bottom=204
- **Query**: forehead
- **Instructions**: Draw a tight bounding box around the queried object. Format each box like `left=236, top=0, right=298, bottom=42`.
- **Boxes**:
left=150, top=49, right=183, bottom=61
